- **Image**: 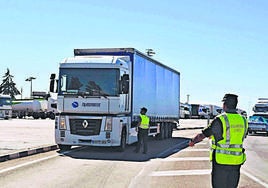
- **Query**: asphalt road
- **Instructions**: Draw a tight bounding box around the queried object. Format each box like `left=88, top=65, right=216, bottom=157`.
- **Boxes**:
left=0, top=119, right=267, bottom=187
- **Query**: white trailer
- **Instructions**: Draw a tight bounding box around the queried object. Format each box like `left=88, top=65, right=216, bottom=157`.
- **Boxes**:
left=50, top=48, right=180, bottom=151
left=190, top=104, right=210, bottom=119
left=12, top=99, right=47, bottom=119
left=205, top=104, right=222, bottom=119
left=0, top=94, right=12, bottom=119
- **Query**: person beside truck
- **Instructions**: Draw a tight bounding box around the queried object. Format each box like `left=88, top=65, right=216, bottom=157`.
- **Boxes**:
left=134, top=107, right=150, bottom=154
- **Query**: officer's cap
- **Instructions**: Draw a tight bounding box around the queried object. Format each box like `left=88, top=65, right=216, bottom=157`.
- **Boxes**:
left=222, top=93, right=238, bottom=103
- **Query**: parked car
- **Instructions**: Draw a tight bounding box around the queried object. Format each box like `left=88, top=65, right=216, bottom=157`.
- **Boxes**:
left=248, top=115, right=268, bottom=136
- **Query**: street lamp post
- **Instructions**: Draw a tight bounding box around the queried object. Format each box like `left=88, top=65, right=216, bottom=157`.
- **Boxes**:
left=25, top=77, right=36, bottom=98
left=146, top=49, right=155, bottom=57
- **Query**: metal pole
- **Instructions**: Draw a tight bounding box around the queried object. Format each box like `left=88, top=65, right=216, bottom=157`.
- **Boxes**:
left=30, top=80, right=32, bottom=98
left=25, top=77, right=36, bottom=99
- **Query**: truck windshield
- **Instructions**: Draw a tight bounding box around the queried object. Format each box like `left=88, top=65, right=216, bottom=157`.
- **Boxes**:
left=0, top=97, right=11, bottom=106
left=255, top=106, right=268, bottom=112
left=59, top=68, right=120, bottom=96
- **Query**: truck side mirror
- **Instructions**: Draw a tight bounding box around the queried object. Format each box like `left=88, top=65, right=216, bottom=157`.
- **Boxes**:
left=121, top=74, right=129, bottom=94
left=50, top=73, right=56, bottom=92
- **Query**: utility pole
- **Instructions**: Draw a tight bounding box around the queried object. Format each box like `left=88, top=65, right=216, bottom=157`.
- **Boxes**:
left=25, top=77, right=36, bottom=98
left=20, top=87, right=23, bottom=99
left=187, top=94, right=190, bottom=104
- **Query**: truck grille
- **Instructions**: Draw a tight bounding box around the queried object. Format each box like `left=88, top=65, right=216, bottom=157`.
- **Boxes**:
left=70, top=119, right=101, bottom=136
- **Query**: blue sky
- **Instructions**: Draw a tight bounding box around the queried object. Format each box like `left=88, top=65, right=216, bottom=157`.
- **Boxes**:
left=0, top=0, right=267, bottom=115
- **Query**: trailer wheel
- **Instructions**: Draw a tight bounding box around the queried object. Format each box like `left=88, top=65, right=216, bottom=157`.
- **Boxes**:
left=118, top=128, right=126, bottom=152
left=165, top=123, right=169, bottom=139
left=49, top=113, right=55, bottom=120
left=159, top=123, right=165, bottom=140
left=33, top=112, right=39, bottom=119
left=58, top=144, right=71, bottom=151
left=168, top=123, right=173, bottom=138
left=40, top=112, right=46, bottom=119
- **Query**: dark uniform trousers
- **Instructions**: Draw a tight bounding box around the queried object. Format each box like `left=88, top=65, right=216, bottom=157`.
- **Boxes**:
left=136, top=127, right=149, bottom=153
left=212, top=160, right=241, bottom=188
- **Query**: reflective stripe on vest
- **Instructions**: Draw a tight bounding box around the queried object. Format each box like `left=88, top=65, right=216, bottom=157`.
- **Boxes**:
left=211, top=141, right=243, bottom=148
left=215, top=149, right=244, bottom=156
left=140, top=115, right=149, bottom=129
left=210, top=113, right=248, bottom=165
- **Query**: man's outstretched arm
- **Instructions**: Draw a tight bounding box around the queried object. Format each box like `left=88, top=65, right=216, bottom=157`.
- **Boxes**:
left=189, top=133, right=206, bottom=146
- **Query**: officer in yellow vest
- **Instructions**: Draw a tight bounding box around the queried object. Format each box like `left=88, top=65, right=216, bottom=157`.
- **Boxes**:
left=134, top=107, right=150, bottom=154
left=189, top=94, right=248, bottom=188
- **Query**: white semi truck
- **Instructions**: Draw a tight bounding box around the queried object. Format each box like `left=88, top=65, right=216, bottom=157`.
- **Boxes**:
left=252, top=98, right=268, bottom=118
left=0, top=94, right=12, bottom=119
left=49, top=48, right=180, bottom=151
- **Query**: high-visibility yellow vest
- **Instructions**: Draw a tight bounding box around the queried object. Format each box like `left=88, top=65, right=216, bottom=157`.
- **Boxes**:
left=210, top=113, right=248, bottom=165
left=139, top=114, right=150, bottom=129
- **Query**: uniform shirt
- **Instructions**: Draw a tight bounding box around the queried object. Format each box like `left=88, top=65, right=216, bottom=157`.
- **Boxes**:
left=202, top=109, right=238, bottom=143
left=137, top=116, right=142, bottom=124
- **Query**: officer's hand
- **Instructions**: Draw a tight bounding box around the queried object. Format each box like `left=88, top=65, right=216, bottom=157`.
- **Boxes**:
left=189, top=140, right=195, bottom=147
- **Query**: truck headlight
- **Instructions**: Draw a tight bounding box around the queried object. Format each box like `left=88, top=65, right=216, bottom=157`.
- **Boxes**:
left=105, top=117, right=112, bottom=131
left=59, top=117, right=66, bottom=130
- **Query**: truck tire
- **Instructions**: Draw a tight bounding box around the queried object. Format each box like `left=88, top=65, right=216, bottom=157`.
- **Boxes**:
left=164, top=123, right=169, bottom=139
left=168, top=123, right=173, bottom=138
left=159, top=123, right=165, bottom=140
left=18, top=114, right=24, bottom=119
left=49, top=113, right=55, bottom=120
left=33, top=112, right=39, bottom=119
left=118, top=128, right=126, bottom=152
left=40, top=112, right=46, bottom=119
left=58, top=144, right=72, bottom=151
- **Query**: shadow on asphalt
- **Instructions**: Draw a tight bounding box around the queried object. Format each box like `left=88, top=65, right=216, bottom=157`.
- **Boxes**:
left=59, top=137, right=191, bottom=162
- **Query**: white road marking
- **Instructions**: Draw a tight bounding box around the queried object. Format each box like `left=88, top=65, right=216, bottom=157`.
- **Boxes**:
left=0, top=154, right=59, bottom=174
left=0, top=149, right=78, bottom=174
left=241, top=169, right=268, bottom=188
left=183, top=148, right=210, bottom=152
left=195, top=142, right=209, bottom=145
left=153, top=153, right=268, bottom=187
left=159, top=157, right=209, bottom=161
left=150, top=169, right=211, bottom=176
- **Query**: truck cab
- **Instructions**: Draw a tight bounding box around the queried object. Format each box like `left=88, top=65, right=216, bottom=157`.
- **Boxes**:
left=50, top=54, right=132, bottom=150
left=0, top=95, right=12, bottom=119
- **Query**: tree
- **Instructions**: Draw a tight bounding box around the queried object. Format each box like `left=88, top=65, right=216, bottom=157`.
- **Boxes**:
left=0, top=68, right=21, bottom=99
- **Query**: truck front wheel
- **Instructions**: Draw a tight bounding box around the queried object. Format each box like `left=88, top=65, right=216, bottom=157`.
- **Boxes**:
left=58, top=144, right=72, bottom=151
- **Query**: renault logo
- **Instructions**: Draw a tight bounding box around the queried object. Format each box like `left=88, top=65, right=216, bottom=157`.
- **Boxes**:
left=82, top=120, right=88, bottom=128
